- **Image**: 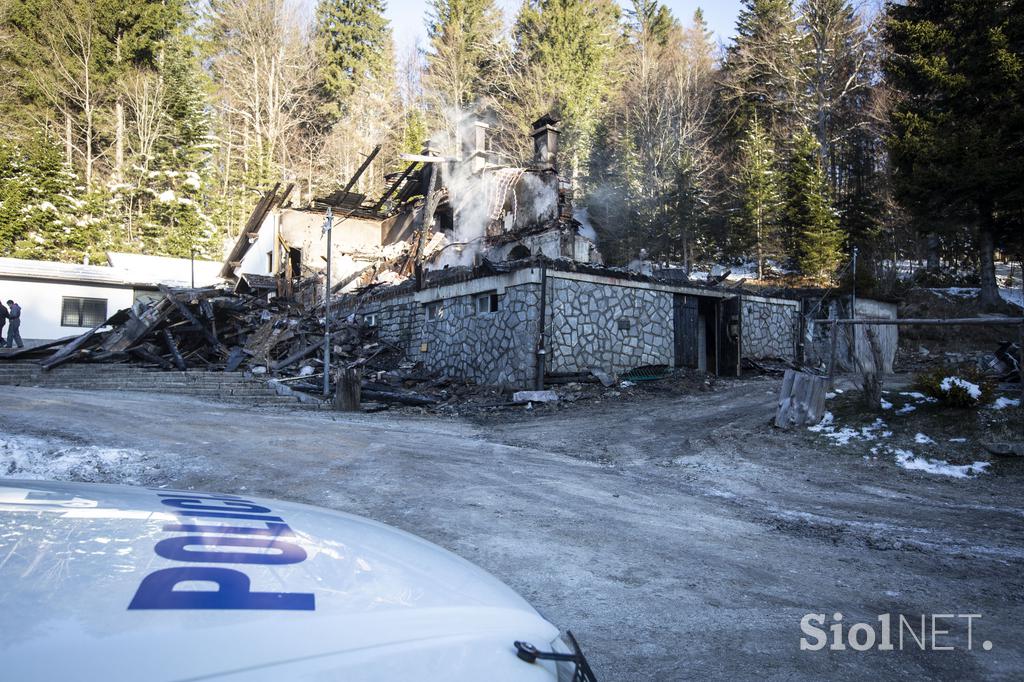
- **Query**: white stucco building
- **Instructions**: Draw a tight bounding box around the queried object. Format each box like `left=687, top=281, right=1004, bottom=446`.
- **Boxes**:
left=0, top=253, right=223, bottom=343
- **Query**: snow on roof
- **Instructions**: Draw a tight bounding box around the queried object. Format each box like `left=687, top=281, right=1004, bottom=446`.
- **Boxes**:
left=105, top=252, right=223, bottom=287
left=0, top=255, right=223, bottom=289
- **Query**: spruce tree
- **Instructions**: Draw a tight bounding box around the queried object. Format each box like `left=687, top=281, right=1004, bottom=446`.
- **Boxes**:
left=886, top=0, right=1024, bottom=308
left=785, top=129, right=844, bottom=282
left=721, top=0, right=807, bottom=141
left=425, top=0, right=504, bottom=112
left=514, top=0, right=624, bottom=174
left=315, top=0, right=393, bottom=121
left=731, top=116, right=782, bottom=280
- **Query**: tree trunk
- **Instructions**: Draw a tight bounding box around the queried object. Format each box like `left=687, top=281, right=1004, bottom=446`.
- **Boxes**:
left=926, top=232, right=940, bottom=271
left=64, top=109, right=73, bottom=166
left=978, top=212, right=1001, bottom=309
left=114, top=99, right=125, bottom=182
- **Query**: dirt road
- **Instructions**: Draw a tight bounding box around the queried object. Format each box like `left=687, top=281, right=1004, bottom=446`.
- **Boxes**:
left=1, top=381, right=1021, bottom=680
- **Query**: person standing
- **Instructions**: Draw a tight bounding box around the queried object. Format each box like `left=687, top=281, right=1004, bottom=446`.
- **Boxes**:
left=5, top=299, right=23, bottom=349
left=0, top=301, right=7, bottom=345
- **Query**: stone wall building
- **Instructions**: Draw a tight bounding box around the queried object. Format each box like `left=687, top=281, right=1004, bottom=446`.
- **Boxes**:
left=347, top=262, right=800, bottom=389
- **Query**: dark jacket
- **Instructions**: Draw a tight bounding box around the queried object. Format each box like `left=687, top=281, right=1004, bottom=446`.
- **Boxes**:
left=8, top=303, right=19, bottom=320
left=0, top=304, right=8, bottom=322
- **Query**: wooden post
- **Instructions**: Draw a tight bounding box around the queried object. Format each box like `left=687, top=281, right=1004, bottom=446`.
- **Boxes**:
left=827, top=322, right=839, bottom=390
left=333, top=367, right=361, bottom=411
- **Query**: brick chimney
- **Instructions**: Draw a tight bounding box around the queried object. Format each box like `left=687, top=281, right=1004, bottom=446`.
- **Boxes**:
left=531, top=113, right=560, bottom=171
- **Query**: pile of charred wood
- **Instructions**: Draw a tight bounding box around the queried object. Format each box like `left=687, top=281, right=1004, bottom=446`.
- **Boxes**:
left=10, top=278, right=403, bottom=398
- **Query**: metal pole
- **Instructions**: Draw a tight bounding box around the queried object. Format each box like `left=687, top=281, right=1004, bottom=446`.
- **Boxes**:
left=190, top=248, right=195, bottom=289
left=322, top=207, right=333, bottom=397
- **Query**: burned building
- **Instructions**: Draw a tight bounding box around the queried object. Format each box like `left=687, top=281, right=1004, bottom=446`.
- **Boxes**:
left=218, top=112, right=798, bottom=390
left=345, top=261, right=800, bottom=389
left=219, top=113, right=600, bottom=298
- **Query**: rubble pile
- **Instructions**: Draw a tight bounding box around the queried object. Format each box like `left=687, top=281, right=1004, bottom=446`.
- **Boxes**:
left=10, top=279, right=401, bottom=398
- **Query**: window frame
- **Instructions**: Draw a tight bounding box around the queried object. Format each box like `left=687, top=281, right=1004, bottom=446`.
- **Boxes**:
left=475, top=292, right=499, bottom=315
left=61, top=296, right=108, bottom=328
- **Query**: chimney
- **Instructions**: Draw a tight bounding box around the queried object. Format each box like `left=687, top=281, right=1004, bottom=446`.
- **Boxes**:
left=460, top=114, right=490, bottom=173
left=531, top=113, right=560, bottom=171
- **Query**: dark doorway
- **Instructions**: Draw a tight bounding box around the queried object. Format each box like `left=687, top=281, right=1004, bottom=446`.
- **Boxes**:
left=717, top=296, right=742, bottom=377
left=698, top=297, right=718, bottom=374
left=288, top=247, right=302, bottom=279
left=673, top=294, right=699, bottom=368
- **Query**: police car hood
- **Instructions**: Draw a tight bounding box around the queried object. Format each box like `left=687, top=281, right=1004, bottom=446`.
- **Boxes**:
left=0, top=480, right=561, bottom=681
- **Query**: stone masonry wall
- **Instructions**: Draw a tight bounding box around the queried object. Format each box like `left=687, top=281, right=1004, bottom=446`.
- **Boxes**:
left=546, top=276, right=674, bottom=376
left=361, top=282, right=542, bottom=388
left=742, top=298, right=799, bottom=361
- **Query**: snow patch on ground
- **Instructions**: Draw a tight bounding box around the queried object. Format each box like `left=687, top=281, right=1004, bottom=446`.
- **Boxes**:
left=940, top=376, right=982, bottom=400
left=891, top=448, right=989, bottom=479
left=880, top=398, right=893, bottom=410
left=0, top=434, right=174, bottom=485
left=808, top=413, right=890, bottom=446
left=914, top=433, right=935, bottom=445
left=992, top=397, right=1020, bottom=410
left=896, top=404, right=916, bottom=414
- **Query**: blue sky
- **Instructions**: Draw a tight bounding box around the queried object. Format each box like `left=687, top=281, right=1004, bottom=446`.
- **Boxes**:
left=385, top=0, right=744, bottom=54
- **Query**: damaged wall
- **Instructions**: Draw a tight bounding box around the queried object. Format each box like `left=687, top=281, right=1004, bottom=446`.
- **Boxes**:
left=353, top=266, right=801, bottom=389
left=359, top=272, right=543, bottom=387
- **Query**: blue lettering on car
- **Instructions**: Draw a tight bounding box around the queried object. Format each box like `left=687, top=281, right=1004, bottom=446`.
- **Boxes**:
left=128, top=492, right=315, bottom=611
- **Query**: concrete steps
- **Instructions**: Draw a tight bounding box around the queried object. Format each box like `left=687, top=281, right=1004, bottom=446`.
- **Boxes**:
left=0, top=361, right=327, bottom=409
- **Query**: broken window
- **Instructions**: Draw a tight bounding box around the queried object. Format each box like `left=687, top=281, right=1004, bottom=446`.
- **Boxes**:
left=363, top=313, right=377, bottom=327
left=476, top=292, right=499, bottom=314
left=61, top=297, right=107, bottom=327
left=425, top=302, right=444, bottom=321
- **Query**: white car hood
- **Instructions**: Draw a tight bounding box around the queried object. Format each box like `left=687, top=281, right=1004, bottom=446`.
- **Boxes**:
left=0, top=480, right=561, bottom=681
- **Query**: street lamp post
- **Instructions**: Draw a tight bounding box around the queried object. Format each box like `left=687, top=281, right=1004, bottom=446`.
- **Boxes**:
left=322, top=206, right=333, bottom=397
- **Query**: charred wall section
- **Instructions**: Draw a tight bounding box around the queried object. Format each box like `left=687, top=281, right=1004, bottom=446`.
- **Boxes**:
left=360, top=280, right=542, bottom=387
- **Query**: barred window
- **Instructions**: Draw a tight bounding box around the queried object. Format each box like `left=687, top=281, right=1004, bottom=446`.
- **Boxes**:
left=61, top=297, right=107, bottom=327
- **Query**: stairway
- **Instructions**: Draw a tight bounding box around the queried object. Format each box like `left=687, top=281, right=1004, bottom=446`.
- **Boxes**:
left=0, top=361, right=326, bottom=408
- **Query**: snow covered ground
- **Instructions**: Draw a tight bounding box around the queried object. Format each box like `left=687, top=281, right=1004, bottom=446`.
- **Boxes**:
left=0, top=433, right=178, bottom=485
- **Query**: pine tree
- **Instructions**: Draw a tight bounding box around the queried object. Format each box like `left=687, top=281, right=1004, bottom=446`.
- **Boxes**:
left=514, top=0, right=625, bottom=175
left=424, top=0, right=504, bottom=113
left=886, top=0, right=1024, bottom=308
left=785, top=129, right=844, bottom=282
left=0, top=133, right=99, bottom=262
left=721, top=0, right=807, bottom=141
left=315, top=0, right=393, bottom=121
left=731, top=116, right=782, bottom=279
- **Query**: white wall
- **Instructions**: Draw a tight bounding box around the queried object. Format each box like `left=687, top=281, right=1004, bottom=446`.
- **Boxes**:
left=0, top=279, right=135, bottom=341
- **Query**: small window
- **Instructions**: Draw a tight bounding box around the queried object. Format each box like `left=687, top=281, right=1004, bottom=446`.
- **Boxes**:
left=476, top=292, right=499, bottom=314
left=617, top=318, right=632, bottom=331
left=61, top=297, right=108, bottom=327
left=363, top=313, right=377, bottom=327
left=425, top=302, right=444, bottom=321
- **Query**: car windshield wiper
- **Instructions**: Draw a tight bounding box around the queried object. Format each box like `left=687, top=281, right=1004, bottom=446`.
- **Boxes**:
left=514, top=630, right=598, bottom=682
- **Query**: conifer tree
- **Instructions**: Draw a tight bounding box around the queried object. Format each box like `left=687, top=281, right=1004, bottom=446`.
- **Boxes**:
left=315, top=0, right=393, bottom=120
left=785, top=129, right=844, bottom=282
left=425, top=0, right=504, bottom=113
left=514, top=0, right=624, bottom=174
left=886, top=0, right=1024, bottom=308
left=731, top=115, right=782, bottom=279
left=721, top=0, right=807, bottom=141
